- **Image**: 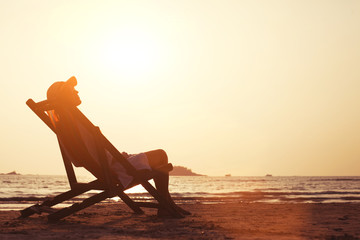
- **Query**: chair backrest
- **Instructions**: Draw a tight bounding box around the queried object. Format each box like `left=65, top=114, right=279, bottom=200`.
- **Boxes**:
left=48, top=107, right=103, bottom=173
left=26, top=98, right=140, bottom=188
left=26, top=99, right=112, bottom=185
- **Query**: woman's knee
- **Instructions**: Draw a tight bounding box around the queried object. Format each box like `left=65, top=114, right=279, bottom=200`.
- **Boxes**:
left=156, top=149, right=168, bottom=163
left=145, top=149, right=168, bottom=167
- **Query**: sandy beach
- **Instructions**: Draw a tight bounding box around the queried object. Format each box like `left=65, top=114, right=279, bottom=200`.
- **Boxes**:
left=1, top=202, right=359, bottom=240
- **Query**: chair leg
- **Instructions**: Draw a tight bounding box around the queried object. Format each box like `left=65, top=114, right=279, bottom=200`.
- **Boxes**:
left=140, top=181, right=183, bottom=218
left=116, top=190, right=144, bottom=214
left=19, top=186, right=92, bottom=218
left=47, top=191, right=110, bottom=222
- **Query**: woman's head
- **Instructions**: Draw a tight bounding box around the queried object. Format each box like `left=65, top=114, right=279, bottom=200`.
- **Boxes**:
left=47, top=76, right=81, bottom=107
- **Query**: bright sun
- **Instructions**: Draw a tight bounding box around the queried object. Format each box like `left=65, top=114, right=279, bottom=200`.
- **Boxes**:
left=99, top=28, right=165, bottom=78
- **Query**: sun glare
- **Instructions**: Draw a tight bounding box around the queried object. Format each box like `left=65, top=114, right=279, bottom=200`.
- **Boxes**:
left=99, top=28, right=165, bottom=78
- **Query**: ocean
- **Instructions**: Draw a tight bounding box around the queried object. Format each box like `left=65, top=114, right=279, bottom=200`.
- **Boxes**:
left=1, top=175, right=360, bottom=210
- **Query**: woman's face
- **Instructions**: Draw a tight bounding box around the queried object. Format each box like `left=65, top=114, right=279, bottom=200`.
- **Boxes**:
left=61, top=84, right=82, bottom=107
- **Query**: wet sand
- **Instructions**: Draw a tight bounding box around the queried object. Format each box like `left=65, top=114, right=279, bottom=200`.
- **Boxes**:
left=1, top=202, right=360, bottom=239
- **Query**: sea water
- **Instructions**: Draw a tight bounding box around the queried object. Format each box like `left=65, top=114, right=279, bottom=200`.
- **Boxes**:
left=1, top=175, right=360, bottom=210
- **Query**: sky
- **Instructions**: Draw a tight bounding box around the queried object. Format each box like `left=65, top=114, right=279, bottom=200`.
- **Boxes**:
left=1, top=0, right=360, bottom=176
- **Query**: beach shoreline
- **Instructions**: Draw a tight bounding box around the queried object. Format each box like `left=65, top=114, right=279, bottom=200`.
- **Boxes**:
left=1, top=202, right=359, bottom=239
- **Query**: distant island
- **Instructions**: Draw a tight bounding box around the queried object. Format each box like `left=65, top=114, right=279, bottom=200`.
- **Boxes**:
left=170, top=166, right=204, bottom=176
left=0, top=171, right=20, bottom=175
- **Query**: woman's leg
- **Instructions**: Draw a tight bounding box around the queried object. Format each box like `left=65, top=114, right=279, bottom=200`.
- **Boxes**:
left=145, top=149, right=190, bottom=215
left=144, top=149, right=170, bottom=198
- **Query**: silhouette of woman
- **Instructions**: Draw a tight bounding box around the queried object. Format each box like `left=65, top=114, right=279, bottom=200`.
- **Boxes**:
left=46, top=76, right=190, bottom=217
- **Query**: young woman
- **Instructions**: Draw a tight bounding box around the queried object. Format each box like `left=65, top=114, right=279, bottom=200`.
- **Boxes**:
left=46, top=76, right=190, bottom=217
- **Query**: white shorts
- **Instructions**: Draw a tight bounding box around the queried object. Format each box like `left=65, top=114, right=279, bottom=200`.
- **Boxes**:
left=107, top=152, right=151, bottom=188
left=127, top=153, right=151, bottom=170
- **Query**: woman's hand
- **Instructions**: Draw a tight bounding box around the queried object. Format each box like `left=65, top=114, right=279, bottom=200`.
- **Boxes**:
left=121, top=152, right=130, bottom=159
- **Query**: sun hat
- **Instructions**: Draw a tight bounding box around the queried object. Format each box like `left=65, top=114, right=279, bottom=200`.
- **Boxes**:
left=47, top=76, right=77, bottom=101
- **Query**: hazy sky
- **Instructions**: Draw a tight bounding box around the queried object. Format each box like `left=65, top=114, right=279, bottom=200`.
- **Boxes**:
left=1, top=0, right=360, bottom=176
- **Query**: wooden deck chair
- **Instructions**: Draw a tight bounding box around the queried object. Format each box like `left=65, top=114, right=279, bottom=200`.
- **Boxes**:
left=20, top=98, right=184, bottom=221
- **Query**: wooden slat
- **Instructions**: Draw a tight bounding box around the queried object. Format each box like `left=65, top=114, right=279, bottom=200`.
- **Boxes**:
left=19, top=180, right=102, bottom=218
left=135, top=202, right=159, bottom=208
left=115, top=189, right=144, bottom=214
left=26, top=99, right=55, bottom=132
left=48, top=191, right=110, bottom=222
